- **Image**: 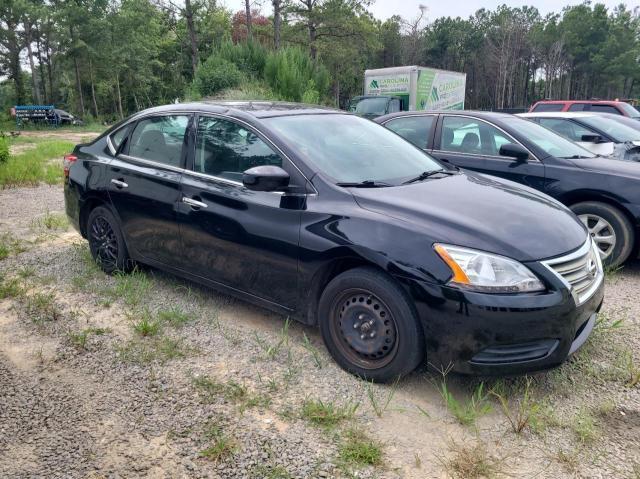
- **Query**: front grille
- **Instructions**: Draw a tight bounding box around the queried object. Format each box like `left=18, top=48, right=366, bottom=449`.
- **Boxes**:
left=542, top=239, right=603, bottom=305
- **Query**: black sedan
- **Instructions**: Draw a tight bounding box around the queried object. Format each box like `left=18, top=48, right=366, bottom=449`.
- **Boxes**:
left=65, top=102, right=603, bottom=381
left=376, top=110, right=640, bottom=267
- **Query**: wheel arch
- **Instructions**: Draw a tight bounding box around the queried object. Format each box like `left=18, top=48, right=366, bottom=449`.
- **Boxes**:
left=560, top=191, right=638, bottom=232
left=78, top=195, right=113, bottom=238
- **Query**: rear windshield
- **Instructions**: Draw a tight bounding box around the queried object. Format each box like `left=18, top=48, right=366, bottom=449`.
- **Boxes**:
left=532, top=103, right=564, bottom=112
left=618, top=102, right=640, bottom=119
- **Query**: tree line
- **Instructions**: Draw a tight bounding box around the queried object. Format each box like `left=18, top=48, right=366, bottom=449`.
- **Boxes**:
left=1, top=0, right=639, bottom=121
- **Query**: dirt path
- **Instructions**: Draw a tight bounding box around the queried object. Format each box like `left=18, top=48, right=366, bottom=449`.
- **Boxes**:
left=0, top=184, right=638, bottom=478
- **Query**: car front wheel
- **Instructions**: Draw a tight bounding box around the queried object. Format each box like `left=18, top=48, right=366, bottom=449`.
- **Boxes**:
left=571, top=201, right=634, bottom=268
left=87, top=206, right=131, bottom=274
left=318, top=267, right=425, bottom=382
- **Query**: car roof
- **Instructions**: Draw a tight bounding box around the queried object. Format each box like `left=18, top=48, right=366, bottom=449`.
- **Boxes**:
left=519, top=112, right=601, bottom=119
left=132, top=101, right=341, bottom=120
left=532, top=100, right=625, bottom=105
left=375, top=110, right=514, bottom=123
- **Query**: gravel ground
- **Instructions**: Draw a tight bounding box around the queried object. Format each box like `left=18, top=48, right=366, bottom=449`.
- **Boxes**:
left=1, top=183, right=639, bottom=478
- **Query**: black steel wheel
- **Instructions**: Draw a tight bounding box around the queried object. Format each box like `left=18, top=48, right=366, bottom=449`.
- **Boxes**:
left=87, top=206, right=131, bottom=274
left=318, top=267, right=424, bottom=382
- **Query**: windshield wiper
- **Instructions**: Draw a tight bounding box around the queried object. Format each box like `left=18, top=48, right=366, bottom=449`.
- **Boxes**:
left=560, top=155, right=593, bottom=159
left=336, top=180, right=394, bottom=188
left=402, top=169, right=453, bottom=185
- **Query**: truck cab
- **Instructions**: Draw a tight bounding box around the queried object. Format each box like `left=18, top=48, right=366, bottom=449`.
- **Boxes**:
left=348, top=95, right=405, bottom=118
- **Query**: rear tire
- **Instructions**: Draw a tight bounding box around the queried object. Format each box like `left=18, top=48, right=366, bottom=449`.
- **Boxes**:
left=318, top=267, right=425, bottom=383
left=570, top=201, right=634, bottom=268
left=87, top=206, right=132, bottom=274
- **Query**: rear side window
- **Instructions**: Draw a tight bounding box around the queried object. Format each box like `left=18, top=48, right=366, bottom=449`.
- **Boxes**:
left=590, top=104, right=621, bottom=115
left=532, top=103, right=564, bottom=112
left=129, top=115, right=189, bottom=167
left=194, top=116, right=282, bottom=183
left=385, top=116, right=435, bottom=149
left=109, top=124, right=133, bottom=153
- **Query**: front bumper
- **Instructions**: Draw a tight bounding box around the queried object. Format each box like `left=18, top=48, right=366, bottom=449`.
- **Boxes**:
left=399, top=262, right=604, bottom=375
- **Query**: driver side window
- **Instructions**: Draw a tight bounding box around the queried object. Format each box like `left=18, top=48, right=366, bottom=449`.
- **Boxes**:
left=194, top=116, right=282, bottom=183
left=440, top=116, right=517, bottom=157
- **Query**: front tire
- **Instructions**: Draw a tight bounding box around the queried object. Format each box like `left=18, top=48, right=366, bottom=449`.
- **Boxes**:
left=570, top=202, right=634, bottom=268
left=318, top=267, right=425, bottom=383
left=87, top=206, right=131, bottom=274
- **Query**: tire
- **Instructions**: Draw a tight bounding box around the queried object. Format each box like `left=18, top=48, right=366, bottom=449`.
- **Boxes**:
left=87, top=206, right=132, bottom=274
left=318, top=266, right=425, bottom=383
left=570, top=201, right=635, bottom=268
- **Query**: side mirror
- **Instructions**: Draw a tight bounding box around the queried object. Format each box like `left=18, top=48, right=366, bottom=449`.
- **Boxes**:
left=581, top=134, right=605, bottom=144
left=499, top=143, right=529, bottom=161
left=242, top=165, right=290, bottom=192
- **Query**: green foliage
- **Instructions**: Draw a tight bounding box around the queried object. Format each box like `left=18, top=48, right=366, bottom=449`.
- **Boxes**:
left=264, top=47, right=329, bottom=102
left=0, top=136, right=9, bottom=164
left=338, top=428, right=383, bottom=467
left=217, top=39, right=267, bottom=77
left=440, top=382, right=492, bottom=427
left=0, top=140, right=73, bottom=187
left=301, top=398, right=358, bottom=428
left=193, top=55, right=243, bottom=97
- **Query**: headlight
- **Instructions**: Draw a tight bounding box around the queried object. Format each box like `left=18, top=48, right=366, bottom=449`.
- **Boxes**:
left=434, top=244, right=545, bottom=293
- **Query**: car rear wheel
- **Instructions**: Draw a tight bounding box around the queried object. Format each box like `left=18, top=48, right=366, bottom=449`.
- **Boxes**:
left=87, top=206, right=131, bottom=274
left=318, top=267, right=425, bottom=382
left=570, top=201, right=634, bottom=268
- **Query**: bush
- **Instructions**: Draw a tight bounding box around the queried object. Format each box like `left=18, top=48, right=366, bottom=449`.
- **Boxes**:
left=192, top=55, right=244, bottom=97
left=217, top=39, right=267, bottom=77
left=264, top=47, right=329, bottom=102
left=0, top=136, right=9, bottom=164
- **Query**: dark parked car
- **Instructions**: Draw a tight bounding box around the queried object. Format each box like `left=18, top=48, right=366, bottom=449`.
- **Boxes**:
left=376, top=110, right=640, bottom=267
left=65, top=102, right=603, bottom=381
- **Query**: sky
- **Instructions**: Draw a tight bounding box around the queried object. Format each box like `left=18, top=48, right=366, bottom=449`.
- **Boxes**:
left=224, top=0, right=635, bottom=21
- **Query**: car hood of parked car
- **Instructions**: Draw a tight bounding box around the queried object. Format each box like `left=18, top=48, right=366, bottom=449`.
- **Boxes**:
left=351, top=171, right=587, bottom=262
left=570, top=154, right=640, bottom=174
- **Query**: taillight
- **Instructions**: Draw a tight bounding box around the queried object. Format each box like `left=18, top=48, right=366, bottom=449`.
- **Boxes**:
left=63, top=154, right=77, bottom=178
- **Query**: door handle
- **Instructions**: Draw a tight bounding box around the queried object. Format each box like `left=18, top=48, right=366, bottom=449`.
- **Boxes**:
left=110, top=178, right=128, bottom=188
left=182, top=197, right=208, bottom=209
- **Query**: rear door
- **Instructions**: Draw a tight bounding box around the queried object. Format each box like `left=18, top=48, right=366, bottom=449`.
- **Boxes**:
left=431, top=115, right=546, bottom=190
left=177, top=114, right=305, bottom=309
left=107, top=113, right=191, bottom=266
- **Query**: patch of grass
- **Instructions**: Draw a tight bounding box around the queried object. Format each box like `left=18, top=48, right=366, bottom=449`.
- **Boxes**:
left=440, top=441, right=502, bottom=479
left=595, top=310, right=625, bottom=332
left=572, top=407, right=598, bottom=444
left=112, top=268, right=150, bottom=306
left=554, top=448, right=580, bottom=473
left=440, top=382, right=492, bottom=427
left=253, top=318, right=290, bottom=360
left=199, top=435, right=237, bottom=463
left=490, top=376, right=543, bottom=434
left=302, top=332, right=323, bottom=368
left=0, top=139, right=73, bottom=187
left=157, top=306, right=196, bottom=327
left=250, top=464, right=291, bottom=479
left=338, top=428, right=383, bottom=467
left=117, top=336, right=188, bottom=364
left=301, top=398, right=358, bottom=428
left=16, top=266, right=36, bottom=278
left=364, top=377, right=399, bottom=418
left=192, top=375, right=271, bottom=411
left=67, top=327, right=110, bottom=350
left=131, top=310, right=161, bottom=337
left=24, top=291, right=61, bottom=322
left=32, top=209, right=69, bottom=231
left=0, top=274, right=25, bottom=299
left=0, top=232, right=28, bottom=260
left=619, top=350, right=640, bottom=387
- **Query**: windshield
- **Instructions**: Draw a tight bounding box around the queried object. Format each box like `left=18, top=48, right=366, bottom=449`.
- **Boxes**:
left=265, top=114, right=443, bottom=184
left=510, top=117, right=596, bottom=158
left=349, top=98, right=389, bottom=116
left=618, top=102, right=640, bottom=119
left=580, top=116, right=640, bottom=142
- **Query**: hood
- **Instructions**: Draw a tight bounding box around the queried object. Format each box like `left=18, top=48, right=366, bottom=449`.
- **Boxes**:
left=352, top=171, right=587, bottom=262
left=570, top=154, right=640, bottom=176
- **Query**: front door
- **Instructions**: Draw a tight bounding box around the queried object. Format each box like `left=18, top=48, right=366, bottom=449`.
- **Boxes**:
left=177, top=115, right=304, bottom=309
left=107, top=114, right=190, bottom=266
left=431, top=115, right=546, bottom=191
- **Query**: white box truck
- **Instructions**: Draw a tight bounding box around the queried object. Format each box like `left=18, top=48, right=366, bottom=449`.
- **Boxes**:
left=348, top=66, right=467, bottom=118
